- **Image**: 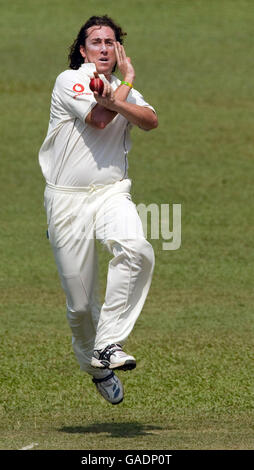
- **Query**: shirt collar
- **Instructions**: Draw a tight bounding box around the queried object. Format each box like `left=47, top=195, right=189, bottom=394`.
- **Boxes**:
left=80, top=63, right=116, bottom=83
left=80, top=62, right=96, bottom=73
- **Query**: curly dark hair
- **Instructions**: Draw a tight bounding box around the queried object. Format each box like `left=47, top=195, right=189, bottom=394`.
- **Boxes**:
left=68, top=15, right=127, bottom=71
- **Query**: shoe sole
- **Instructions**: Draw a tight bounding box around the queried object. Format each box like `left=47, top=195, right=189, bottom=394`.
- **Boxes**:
left=94, top=386, right=124, bottom=405
left=112, top=396, right=124, bottom=405
left=91, top=358, right=136, bottom=371
left=109, top=360, right=136, bottom=371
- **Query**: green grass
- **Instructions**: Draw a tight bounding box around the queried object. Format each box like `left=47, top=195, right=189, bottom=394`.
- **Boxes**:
left=1, top=0, right=254, bottom=450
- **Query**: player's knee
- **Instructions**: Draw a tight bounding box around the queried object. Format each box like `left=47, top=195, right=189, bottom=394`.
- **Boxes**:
left=111, top=238, right=154, bottom=273
left=66, top=305, right=91, bottom=336
left=67, top=302, right=90, bottom=315
left=130, top=238, right=155, bottom=272
left=66, top=300, right=91, bottom=323
left=60, top=273, right=91, bottom=316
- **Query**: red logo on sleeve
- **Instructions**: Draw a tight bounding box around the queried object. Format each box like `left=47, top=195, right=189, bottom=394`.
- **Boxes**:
left=72, top=83, right=92, bottom=98
left=73, top=83, right=85, bottom=93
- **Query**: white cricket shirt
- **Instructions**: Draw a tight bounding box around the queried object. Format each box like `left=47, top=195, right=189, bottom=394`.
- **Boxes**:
left=39, top=63, right=155, bottom=187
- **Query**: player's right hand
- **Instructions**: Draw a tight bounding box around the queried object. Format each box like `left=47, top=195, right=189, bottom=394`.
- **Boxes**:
left=93, top=72, right=115, bottom=110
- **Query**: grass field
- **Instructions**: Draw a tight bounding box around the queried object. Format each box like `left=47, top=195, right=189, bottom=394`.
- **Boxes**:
left=1, top=0, right=254, bottom=451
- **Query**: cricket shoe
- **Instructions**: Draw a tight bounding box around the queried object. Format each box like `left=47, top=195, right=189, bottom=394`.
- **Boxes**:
left=91, top=343, right=136, bottom=371
left=92, top=371, right=124, bottom=405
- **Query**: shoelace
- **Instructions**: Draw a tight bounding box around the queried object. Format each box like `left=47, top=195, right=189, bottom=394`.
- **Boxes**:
left=99, top=343, right=122, bottom=361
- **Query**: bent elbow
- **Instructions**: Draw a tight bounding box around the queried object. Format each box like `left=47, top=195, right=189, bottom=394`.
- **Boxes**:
left=97, top=121, right=107, bottom=130
left=152, top=115, right=158, bottom=129
left=146, top=111, right=158, bottom=130
left=88, top=119, right=107, bottom=130
left=145, top=116, right=158, bottom=131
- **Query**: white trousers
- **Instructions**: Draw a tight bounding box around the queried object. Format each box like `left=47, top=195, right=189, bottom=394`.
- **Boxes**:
left=44, top=179, right=155, bottom=376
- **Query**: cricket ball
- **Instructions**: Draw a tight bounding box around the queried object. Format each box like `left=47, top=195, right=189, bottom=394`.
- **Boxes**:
left=90, top=77, right=104, bottom=94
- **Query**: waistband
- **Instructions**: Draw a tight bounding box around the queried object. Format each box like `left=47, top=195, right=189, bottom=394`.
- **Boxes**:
left=46, top=181, right=113, bottom=193
left=46, top=179, right=131, bottom=194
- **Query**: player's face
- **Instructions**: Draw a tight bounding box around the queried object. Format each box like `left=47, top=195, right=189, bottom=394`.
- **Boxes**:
left=80, top=26, right=117, bottom=78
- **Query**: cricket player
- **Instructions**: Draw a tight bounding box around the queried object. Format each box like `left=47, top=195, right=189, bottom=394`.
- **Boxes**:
left=39, top=15, right=158, bottom=405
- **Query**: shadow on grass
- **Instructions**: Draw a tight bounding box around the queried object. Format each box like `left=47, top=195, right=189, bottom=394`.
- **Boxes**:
left=59, top=422, right=162, bottom=438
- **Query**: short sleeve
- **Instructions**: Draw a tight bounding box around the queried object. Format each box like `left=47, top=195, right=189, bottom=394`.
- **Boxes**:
left=54, top=71, right=97, bottom=122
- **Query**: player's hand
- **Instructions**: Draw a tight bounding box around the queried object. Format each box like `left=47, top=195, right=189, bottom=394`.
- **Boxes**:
left=93, top=72, right=115, bottom=110
left=114, top=41, right=135, bottom=84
